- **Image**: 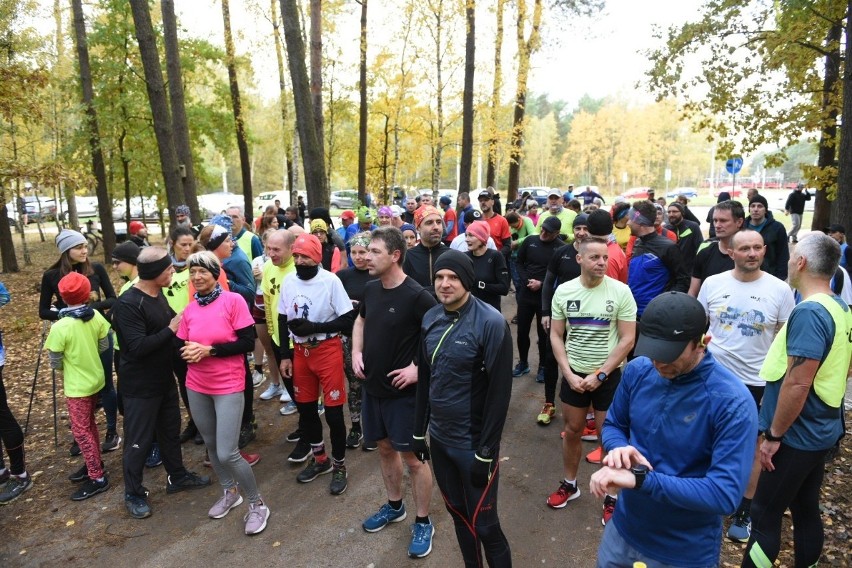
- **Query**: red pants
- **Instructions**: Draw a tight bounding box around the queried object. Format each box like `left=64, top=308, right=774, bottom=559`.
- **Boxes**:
left=293, top=336, right=346, bottom=407
left=67, top=395, right=104, bottom=480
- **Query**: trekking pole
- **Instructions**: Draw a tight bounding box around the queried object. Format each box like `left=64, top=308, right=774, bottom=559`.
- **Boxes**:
left=24, top=320, right=49, bottom=435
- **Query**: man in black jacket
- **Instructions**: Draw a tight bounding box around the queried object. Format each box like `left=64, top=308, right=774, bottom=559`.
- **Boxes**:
left=784, top=183, right=811, bottom=243
left=745, top=195, right=789, bottom=280
left=413, top=250, right=513, bottom=567
left=112, top=247, right=210, bottom=519
left=665, top=202, right=704, bottom=275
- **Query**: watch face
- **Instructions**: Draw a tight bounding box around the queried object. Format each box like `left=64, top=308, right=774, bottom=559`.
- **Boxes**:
left=597, top=372, right=607, bottom=381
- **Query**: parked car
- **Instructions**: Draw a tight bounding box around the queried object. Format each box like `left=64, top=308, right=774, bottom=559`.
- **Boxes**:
left=330, top=190, right=358, bottom=210
left=111, top=196, right=163, bottom=221
left=621, top=187, right=652, bottom=200
left=58, top=196, right=99, bottom=221
left=713, top=186, right=743, bottom=198
left=666, top=187, right=699, bottom=199
left=196, top=192, right=244, bottom=220
left=24, top=196, right=57, bottom=222
left=518, top=187, right=555, bottom=206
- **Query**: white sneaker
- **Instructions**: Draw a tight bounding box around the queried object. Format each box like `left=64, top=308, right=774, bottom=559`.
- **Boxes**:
left=280, top=401, right=298, bottom=416
left=260, top=383, right=284, bottom=401
left=279, top=389, right=292, bottom=403
left=252, top=370, right=266, bottom=388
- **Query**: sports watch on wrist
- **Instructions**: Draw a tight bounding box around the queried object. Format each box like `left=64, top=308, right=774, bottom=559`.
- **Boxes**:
left=209, top=346, right=218, bottom=357
left=631, top=464, right=649, bottom=491
left=596, top=370, right=608, bottom=382
left=763, top=429, right=783, bottom=442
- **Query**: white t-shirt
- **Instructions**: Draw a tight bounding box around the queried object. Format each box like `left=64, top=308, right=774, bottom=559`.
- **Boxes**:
left=278, top=267, right=353, bottom=344
left=698, top=271, right=795, bottom=386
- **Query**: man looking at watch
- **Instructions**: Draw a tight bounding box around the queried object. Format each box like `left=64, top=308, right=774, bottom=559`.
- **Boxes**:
left=547, top=238, right=636, bottom=516
left=590, top=292, right=757, bottom=568
left=741, top=233, right=852, bottom=568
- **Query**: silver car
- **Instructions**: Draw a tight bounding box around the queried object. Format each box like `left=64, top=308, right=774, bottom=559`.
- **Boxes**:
left=330, top=190, right=358, bottom=210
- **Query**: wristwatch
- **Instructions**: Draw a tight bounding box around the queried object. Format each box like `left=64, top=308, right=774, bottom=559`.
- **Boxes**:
left=763, top=429, right=783, bottom=442
left=209, top=346, right=218, bottom=357
left=631, top=464, right=649, bottom=491
left=596, top=370, right=608, bottom=382
left=478, top=446, right=494, bottom=460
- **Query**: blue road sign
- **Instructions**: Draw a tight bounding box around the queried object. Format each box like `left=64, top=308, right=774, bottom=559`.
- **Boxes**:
left=726, top=157, right=743, bottom=175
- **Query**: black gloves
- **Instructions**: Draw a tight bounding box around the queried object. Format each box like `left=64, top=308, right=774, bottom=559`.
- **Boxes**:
left=471, top=453, right=495, bottom=488
left=287, top=318, right=318, bottom=336
left=412, top=436, right=430, bottom=463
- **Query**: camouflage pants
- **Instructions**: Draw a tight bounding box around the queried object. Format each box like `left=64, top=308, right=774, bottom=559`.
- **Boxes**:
left=342, top=337, right=362, bottom=423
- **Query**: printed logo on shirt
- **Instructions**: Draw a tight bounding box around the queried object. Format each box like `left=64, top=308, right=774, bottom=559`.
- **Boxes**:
left=291, top=294, right=313, bottom=318
left=329, top=389, right=342, bottom=401
left=566, top=300, right=580, bottom=312
left=606, top=300, right=614, bottom=313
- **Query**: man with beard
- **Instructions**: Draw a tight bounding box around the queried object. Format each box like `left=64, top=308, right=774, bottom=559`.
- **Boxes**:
left=477, top=189, right=512, bottom=259
left=402, top=206, right=447, bottom=294
left=665, top=201, right=703, bottom=275
left=112, top=247, right=211, bottom=519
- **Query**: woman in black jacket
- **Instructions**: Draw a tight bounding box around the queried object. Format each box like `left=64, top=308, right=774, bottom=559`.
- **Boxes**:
left=39, top=230, right=119, bottom=455
left=464, top=221, right=510, bottom=312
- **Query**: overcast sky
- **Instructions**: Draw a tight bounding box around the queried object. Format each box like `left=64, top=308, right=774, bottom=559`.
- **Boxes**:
left=174, top=0, right=706, bottom=110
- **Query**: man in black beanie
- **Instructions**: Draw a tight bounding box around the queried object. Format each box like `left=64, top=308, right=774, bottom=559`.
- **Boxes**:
left=412, top=249, right=514, bottom=566
left=745, top=194, right=789, bottom=280
left=665, top=201, right=703, bottom=274
left=111, top=247, right=210, bottom=519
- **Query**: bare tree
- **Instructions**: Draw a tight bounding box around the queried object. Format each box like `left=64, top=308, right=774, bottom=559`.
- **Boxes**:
left=486, top=0, right=505, bottom=189
left=222, top=0, right=254, bottom=221
left=161, top=0, right=201, bottom=221
left=279, top=0, right=327, bottom=208
left=458, top=0, right=475, bottom=194
left=72, top=0, right=116, bottom=259
left=506, top=0, right=543, bottom=202
left=271, top=0, right=295, bottom=202
left=357, top=0, right=367, bottom=201
left=309, top=0, right=326, bottom=193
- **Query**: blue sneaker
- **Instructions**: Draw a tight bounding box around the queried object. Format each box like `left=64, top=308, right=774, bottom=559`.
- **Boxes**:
left=145, top=443, right=162, bottom=468
left=726, top=511, right=751, bottom=542
left=408, top=521, right=435, bottom=558
left=512, top=362, right=530, bottom=377
left=362, top=503, right=407, bottom=532
left=536, top=366, right=545, bottom=383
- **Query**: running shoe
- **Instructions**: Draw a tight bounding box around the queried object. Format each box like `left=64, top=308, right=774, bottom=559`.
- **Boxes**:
left=512, top=361, right=530, bottom=377
left=287, top=440, right=311, bottom=463
left=602, top=495, right=617, bottom=526
left=238, top=423, right=256, bottom=449
left=125, top=493, right=152, bottom=519
left=166, top=471, right=211, bottom=494
left=244, top=501, right=270, bottom=535
left=71, top=475, right=110, bottom=501
left=346, top=427, right=364, bottom=449
left=535, top=366, right=545, bottom=383
left=102, top=430, right=122, bottom=452
left=726, top=511, right=751, bottom=542
left=145, top=443, right=162, bottom=468
left=0, top=475, right=33, bottom=505
left=280, top=401, right=298, bottom=416
left=585, top=447, right=604, bottom=464
left=362, top=502, right=407, bottom=532
left=279, top=389, right=292, bottom=403
left=240, top=452, right=261, bottom=467
left=209, top=489, right=243, bottom=519
left=536, top=403, right=556, bottom=426
left=251, top=370, right=265, bottom=388
left=285, top=429, right=301, bottom=443
left=546, top=480, right=580, bottom=509
left=581, top=425, right=598, bottom=442
left=362, top=440, right=378, bottom=451
left=329, top=464, right=347, bottom=495
left=297, top=458, right=333, bottom=483
left=69, top=440, right=81, bottom=457
left=260, top=383, right=284, bottom=401
left=408, top=521, right=435, bottom=558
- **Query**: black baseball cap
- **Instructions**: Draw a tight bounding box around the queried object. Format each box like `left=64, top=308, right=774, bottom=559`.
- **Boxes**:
left=634, top=292, right=708, bottom=364
left=824, top=224, right=845, bottom=234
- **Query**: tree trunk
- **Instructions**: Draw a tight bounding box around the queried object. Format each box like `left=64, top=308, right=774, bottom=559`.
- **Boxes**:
left=507, top=0, right=543, bottom=202
left=486, top=0, right=504, bottom=189
left=72, top=0, right=116, bottom=260
left=0, top=183, right=18, bottom=272
left=459, top=0, right=476, bottom=194
left=812, top=22, right=841, bottom=230
left=222, top=0, right=254, bottom=222
left=161, top=0, right=200, bottom=222
left=271, top=0, right=295, bottom=201
left=280, top=0, right=327, bottom=208
left=357, top=0, right=368, bottom=202
left=430, top=0, right=445, bottom=194
left=836, top=2, right=852, bottom=226
left=309, top=0, right=326, bottom=194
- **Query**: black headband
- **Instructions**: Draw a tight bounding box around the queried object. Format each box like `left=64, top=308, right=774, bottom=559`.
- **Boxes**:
left=138, top=255, right=173, bottom=280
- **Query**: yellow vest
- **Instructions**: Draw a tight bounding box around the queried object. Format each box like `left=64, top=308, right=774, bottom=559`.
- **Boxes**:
left=236, top=229, right=256, bottom=260
left=760, top=293, right=852, bottom=407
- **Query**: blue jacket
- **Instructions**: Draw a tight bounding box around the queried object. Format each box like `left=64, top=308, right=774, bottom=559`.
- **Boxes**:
left=627, top=232, right=690, bottom=316
left=222, top=247, right=255, bottom=308
left=602, top=353, right=757, bottom=567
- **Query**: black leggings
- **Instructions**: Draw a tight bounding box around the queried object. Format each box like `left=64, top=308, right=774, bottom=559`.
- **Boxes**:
left=515, top=295, right=545, bottom=365
left=0, top=367, right=26, bottom=475
left=241, top=355, right=254, bottom=426
left=430, top=437, right=511, bottom=568
left=742, top=444, right=828, bottom=568
left=297, top=401, right=346, bottom=462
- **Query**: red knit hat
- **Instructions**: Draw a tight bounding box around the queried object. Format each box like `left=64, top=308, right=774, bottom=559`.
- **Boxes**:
left=129, top=220, right=145, bottom=235
left=58, top=272, right=91, bottom=306
left=292, top=233, right=323, bottom=264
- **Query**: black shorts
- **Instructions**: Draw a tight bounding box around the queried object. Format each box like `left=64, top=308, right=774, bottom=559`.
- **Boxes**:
left=746, top=384, right=764, bottom=413
left=361, top=391, right=415, bottom=452
left=560, top=368, right=621, bottom=411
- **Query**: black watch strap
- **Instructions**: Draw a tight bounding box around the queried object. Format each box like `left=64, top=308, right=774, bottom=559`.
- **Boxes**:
left=763, top=429, right=783, bottom=442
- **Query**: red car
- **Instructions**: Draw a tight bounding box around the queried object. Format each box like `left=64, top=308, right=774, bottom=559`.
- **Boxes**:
left=713, top=187, right=743, bottom=197
left=620, top=187, right=652, bottom=200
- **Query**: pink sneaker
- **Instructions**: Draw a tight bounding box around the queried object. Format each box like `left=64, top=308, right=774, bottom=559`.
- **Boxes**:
left=244, top=501, right=270, bottom=535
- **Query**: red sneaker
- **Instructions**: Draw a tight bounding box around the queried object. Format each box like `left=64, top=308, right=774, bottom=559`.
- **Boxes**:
left=585, top=446, right=604, bottom=464
left=602, top=494, right=617, bottom=525
left=546, top=480, right=580, bottom=509
left=240, top=451, right=261, bottom=467
left=581, top=425, right=598, bottom=442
